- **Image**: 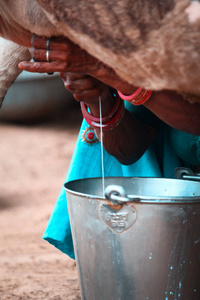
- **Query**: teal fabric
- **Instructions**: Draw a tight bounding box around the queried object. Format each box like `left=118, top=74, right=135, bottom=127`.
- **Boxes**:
left=43, top=104, right=183, bottom=259
left=169, top=128, right=200, bottom=165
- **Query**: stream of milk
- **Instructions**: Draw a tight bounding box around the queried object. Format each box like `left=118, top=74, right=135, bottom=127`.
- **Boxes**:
left=99, top=96, right=105, bottom=197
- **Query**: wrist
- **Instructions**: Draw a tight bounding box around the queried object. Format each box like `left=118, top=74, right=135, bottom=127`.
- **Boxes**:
left=85, top=87, right=115, bottom=117
left=81, top=93, right=125, bottom=131
left=117, top=86, right=138, bottom=96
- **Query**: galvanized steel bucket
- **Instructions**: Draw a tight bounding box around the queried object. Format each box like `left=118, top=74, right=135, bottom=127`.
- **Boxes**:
left=64, top=174, right=200, bottom=300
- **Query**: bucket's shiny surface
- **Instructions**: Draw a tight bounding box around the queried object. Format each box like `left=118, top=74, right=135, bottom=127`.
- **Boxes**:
left=64, top=177, right=200, bottom=300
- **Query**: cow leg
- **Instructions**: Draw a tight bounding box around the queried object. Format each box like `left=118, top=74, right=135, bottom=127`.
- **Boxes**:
left=0, top=38, right=31, bottom=107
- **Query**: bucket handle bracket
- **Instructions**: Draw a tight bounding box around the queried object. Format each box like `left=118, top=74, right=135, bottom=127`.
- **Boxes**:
left=104, top=185, right=140, bottom=205
left=174, top=167, right=200, bottom=181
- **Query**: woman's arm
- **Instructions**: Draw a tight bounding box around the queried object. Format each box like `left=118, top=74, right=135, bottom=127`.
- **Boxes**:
left=144, top=90, right=200, bottom=135
left=19, top=35, right=200, bottom=135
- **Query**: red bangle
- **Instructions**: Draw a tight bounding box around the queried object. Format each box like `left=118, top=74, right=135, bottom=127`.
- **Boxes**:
left=117, top=87, right=142, bottom=101
left=82, top=97, right=125, bottom=131
left=117, top=87, right=152, bottom=105
left=80, top=93, right=121, bottom=123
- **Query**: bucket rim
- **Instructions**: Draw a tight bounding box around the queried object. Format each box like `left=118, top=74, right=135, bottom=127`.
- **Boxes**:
left=64, top=177, right=200, bottom=204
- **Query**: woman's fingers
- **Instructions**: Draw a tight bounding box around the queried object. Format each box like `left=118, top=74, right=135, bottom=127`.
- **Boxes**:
left=18, top=60, right=89, bottom=73
left=31, top=34, right=78, bottom=52
left=18, top=61, right=67, bottom=73
left=59, top=72, right=87, bottom=81
left=29, top=47, right=86, bottom=65
left=60, top=72, right=101, bottom=92
left=30, top=47, right=69, bottom=62
left=64, top=77, right=100, bottom=92
left=72, top=86, right=105, bottom=102
left=59, top=72, right=105, bottom=101
left=31, top=35, right=46, bottom=50
left=22, top=47, right=88, bottom=74
left=29, top=35, right=101, bottom=76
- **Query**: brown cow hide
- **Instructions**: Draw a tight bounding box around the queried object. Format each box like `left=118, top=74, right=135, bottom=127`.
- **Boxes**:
left=36, top=0, right=200, bottom=102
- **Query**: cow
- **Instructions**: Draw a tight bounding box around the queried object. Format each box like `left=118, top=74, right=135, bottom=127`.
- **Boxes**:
left=0, top=0, right=200, bottom=107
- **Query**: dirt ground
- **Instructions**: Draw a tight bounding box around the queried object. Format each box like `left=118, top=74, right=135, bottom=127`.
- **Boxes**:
left=0, top=101, right=82, bottom=299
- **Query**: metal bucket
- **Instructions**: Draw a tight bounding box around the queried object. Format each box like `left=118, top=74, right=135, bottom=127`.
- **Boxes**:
left=64, top=176, right=200, bottom=300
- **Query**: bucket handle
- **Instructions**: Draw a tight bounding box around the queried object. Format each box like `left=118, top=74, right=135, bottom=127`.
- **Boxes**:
left=104, top=185, right=140, bottom=205
left=104, top=182, right=200, bottom=205
left=174, top=167, right=200, bottom=181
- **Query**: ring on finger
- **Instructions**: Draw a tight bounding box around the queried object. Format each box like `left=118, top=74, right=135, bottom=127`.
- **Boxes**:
left=46, top=49, right=50, bottom=62
left=46, top=38, right=54, bottom=74
left=46, top=38, right=50, bottom=61
left=46, top=38, right=51, bottom=50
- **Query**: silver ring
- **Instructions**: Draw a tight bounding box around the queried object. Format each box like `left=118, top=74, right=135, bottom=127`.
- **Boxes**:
left=46, top=50, right=50, bottom=62
left=46, top=38, right=50, bottom=50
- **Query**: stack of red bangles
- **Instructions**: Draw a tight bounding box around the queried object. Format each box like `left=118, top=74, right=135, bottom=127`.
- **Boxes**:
left=81, top=94, right=125, bottom=131
left=81, top=87, right=152, bottom=130
left=117, top=87, right=152, bottom=105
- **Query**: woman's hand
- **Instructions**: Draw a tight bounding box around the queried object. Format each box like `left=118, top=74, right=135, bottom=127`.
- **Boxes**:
left=59, top=72, right=116, bottom=117
left=60, top=72, right=105, bottom=103
left=18, top=34, right=136, bottom=95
